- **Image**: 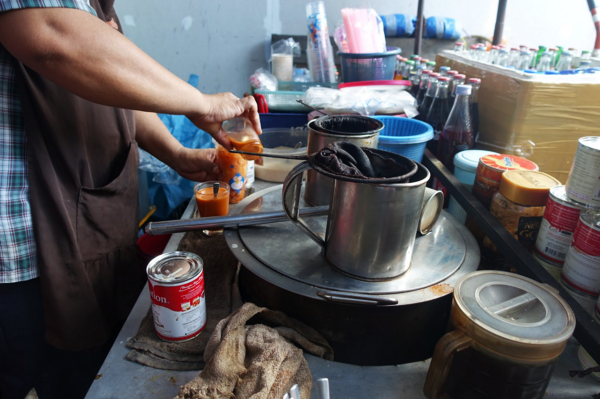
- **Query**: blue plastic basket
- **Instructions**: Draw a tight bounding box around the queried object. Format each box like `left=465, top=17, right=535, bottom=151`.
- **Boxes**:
left=372, top=116, right=433, bottom=162
left=339, top=47, right=401, bottom=83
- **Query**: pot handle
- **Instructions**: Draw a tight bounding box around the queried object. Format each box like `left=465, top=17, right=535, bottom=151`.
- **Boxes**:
left=423, top=329, right=472, bottom=399
left=282, top=161, right=326, bottom=249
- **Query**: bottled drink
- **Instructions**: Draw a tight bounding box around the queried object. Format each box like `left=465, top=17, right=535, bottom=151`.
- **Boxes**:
left=556, top=46, right=564, bottom=67
left=468, top=78, right=481, bottom=142
left=404, top=60, right=415, bottom=78
left=508, top=48, right=520, bottom=66
left=437, top=84, right=473, bottom=171
left=515, top=51, right=530, bottom=70
left=519, top=44, right=528, bottom=52
left=581, top=50, right=592, bottom=63
left=427, top=77, right=451, bottom=137
left=528, top=48, right=538, bottom=69
left=536, top=52, right=552, bottom=72
left=448, top=74, right=465, bottom=109
left=536, top=45, right=547, bottom=65
left=489, top=45, right=500, bottom=64
left=421, top=58, right=430, bottom=64
left=439, top=66, right=451, bottom=76
left=427, top=76, right=451, bottom=154
left=409, top=72, right=420, bottom=97
left=469, top=44, right=478, bottom=58
left=548, top=47, right=559, bottom=68
left=414, top=56, right=423, bottom=69
left=454, top=42, right=464, bottom=52
left=446, top=71, right=458, bottom=102
left=417, top=72, right=439, bottom=122
left=476, top=47, right=487, bottom=62
left=394, top=56, right=406, bottom=80
left=426, top=61, right=437, bottom=69
left=416, top=71, right=431, bottom=107
left=496, top=49, right=509, bottom=66
left=556, top=51, right=573, bottom=71
left=569, top=47, right=581, bottom=69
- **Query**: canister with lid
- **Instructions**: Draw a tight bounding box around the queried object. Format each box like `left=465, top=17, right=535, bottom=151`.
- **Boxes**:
left=561, top=210, right=600, bottom=297
left=424, top=271, right=576, bottom=399
left=447, top=149, right=498, bottom=223
left=472, top=154, right=539, bottom=209
left=565, top=136, right=600, bottom=208
left=534, top=185, right=582, bottom=266
left=484, top=171, right=560, bottom=252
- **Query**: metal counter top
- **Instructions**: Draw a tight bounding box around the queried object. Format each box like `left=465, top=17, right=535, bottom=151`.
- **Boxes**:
left=86, top=181, right=600, bottom=399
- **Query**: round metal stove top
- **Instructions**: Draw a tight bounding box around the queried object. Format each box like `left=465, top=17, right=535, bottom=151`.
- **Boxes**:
left=225, top=185, right=479, bottom=304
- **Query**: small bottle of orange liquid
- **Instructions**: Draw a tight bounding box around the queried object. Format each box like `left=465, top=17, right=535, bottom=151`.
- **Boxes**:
left=194, top=181, right=230, bottom=235
left=222, top=116, right=263, bottom=161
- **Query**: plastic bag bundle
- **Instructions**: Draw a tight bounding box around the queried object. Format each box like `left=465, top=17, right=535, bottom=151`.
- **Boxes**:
left=304, top=87, right=418, bottom=117
left=250, top=68, right=278, bottom=91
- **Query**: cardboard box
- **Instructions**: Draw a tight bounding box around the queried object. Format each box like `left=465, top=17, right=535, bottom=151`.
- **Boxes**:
left=436, top=51, right=600, bottom=183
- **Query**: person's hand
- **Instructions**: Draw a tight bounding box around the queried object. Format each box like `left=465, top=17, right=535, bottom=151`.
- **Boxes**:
left=188, top=93, right=262, bottom=150
left=170, top=147, right=219, bottom=182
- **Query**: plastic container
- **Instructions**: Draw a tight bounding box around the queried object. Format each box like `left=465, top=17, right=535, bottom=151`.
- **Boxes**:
left=277, top=81, right=338, bottom=92
left=255, top=90, right=307, bottom=113
left=447, top=150, right=498, bottom=223
left=254, top=127, right=309, bottom=183
left=372, top=116, right=433, bottom=162
left=339, top=47, right=402, bottom=83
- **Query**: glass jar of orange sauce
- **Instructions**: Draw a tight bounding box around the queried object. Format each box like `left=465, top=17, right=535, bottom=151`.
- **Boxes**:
left=194, top=181, right=230, bottom=235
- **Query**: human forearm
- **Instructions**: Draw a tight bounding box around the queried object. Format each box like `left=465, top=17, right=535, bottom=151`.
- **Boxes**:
left=0, top=8, right=204, bottom=117
left=135, top=111, right=218, bottom=182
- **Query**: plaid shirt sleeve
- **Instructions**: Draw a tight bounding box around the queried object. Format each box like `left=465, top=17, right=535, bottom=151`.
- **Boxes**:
left=0, top=0, right=96, bottom=283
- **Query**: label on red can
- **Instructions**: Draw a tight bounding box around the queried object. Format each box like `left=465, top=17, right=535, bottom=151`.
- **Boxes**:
left=147, top=252, right=207, bottom=342
left=561, top=212, right=600, bottom=297
left=535, top=186, right=582, bottom=265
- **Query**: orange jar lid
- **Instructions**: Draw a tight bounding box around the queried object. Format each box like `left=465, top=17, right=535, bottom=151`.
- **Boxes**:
left=478, top=154, right=539, bottom=183
left=499, top=171, right=561, bottom=206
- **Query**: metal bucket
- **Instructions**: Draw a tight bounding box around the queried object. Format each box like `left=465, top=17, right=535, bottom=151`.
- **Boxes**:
left=283, top=160, right=431, bottom=281
left=304, top=116, right=382, bottom=206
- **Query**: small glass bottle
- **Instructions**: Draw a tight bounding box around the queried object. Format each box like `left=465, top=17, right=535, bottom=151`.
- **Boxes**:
left=454, top=42, right=464, bottom=52
left=496, top=49, right=510, bottom=66
left=414, top=56, right=423, bottom=70
left=409, top=71, right=420, bottom=97
left=427, top=76, right=451, bottom=140
left=437, top=84, right=473, bottom=171
left=446, top=70, right=458, bottom=100
left=547, top=47, right=559, bottom=68
left=439, top=66, right=451, bottom=76
left=403, top=60, right=415, bottom=80
left=469, top=44, right=478, bottom=58
left=528, top=48, right=539, bottom=69
left=556, top=51, right=573, bottom=71
left=508, top=47, right=520, bottom=66
left=536, top=52, right=552, bottom=72
left=489, top=45, right=500, bottom=64
left=417, top=72, right=439, bottom=121
left=394, top=55, right=405, bottom=80
left=516, top=51, right=531, bottom=70
left=448, top=74, right=466, bottom=109
left=426, top=61, right=437, bottom=69
left=476, top=47, right=487, bottom=62
left=416, top=70, right=431, bottom=106
left=569, top=47, right=581, bottom=69
left=581, top=50, right=592, bottom=64
left=468, top=78, right=481, bottom=141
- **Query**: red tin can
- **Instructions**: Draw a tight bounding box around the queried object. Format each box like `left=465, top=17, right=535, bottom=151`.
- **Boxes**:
left=146, top=251, right=206, bottom=342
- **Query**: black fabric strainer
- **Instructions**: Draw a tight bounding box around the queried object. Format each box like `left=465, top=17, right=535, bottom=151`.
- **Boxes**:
left=308, top=142, right=417, bottom=184
left=310, top=115, right=384, bottom=136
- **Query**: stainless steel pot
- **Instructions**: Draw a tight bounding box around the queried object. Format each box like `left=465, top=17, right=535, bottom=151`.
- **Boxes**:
left=304, top=116, right=381, bottom=206
left=283, top=161, right=431, bottom=281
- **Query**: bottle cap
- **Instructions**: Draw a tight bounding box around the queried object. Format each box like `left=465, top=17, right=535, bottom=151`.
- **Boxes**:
left=468, top=78, right=481, bottom=84
left=406, top=60, right=415, bottom=65
left=582, top=50, right=591, bottom=54
left=448, top=70, right=458, bottom=75
left=511, top=47, right=519, bottom=51
left=477, top=43, right=485, bottom=47
left=421, top=59, right=430, bottom=63
left=499, top=171, right=560, bottom=206
left=470, top=44, right=478, bottom=50
left=549, top=47, right=559, bottom=51
left=455, top=84, right=472, bottom=95
left=429, top=72, right=441, bottom=78
left=492, top=45, right=500, bottom=50
left=440, top=66, right=451, bottom=72
left=455, top=74, right=466, bottom=79
left=500, top=48, right=509, bottom=53
left=529, top=48, right=538, bottom=51
left=438, top=76, right=450, bottom=82
left=426, top=61, right=436, bottom=66
left=455, top=41, right=463, bottom=46
left=562, top=51, right=572, bottom=56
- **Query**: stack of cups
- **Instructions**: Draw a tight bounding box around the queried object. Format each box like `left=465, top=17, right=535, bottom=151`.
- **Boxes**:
left=306, top=1, right=336, bottom=83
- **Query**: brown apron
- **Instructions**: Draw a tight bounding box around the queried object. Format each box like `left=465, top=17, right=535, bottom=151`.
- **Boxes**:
left=15, top=0, right=141, bottom=351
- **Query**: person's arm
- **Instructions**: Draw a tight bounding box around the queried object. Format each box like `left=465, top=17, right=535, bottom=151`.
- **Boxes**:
left=135, top=110, right=219, bottom=181
left=0, top=7, right=261, bottom=149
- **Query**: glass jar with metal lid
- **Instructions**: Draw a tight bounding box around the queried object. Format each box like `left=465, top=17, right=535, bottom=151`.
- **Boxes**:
left=483, top=170, right=561, bottom=252
left=424, top=271, right=575, bottom=399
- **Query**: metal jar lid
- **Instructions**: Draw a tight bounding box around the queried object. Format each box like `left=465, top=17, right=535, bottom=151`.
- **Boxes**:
left=147, top=251, right=203, bottom=285
left=454, top=271, right=575, bottom=348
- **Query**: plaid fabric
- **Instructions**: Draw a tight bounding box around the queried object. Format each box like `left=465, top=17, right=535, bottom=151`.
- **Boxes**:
left=0, top=0, right=95, bottom=283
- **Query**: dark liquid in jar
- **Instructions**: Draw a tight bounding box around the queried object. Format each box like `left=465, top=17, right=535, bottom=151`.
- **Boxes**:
left=444, top=347, right=557, bottom=399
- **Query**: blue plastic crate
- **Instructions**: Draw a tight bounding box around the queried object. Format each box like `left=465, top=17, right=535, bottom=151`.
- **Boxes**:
left=372, top=116, right=433, bottom=162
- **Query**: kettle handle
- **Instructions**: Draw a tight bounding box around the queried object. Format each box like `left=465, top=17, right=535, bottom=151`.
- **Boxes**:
left=282, top=161, right=326, bottom=249
left=423, top=329, right=472, bottom=399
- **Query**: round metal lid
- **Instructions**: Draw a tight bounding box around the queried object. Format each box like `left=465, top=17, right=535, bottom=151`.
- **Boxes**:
left=146, top=251, right=202, bottom=284
left=227, top=185, right=479, bottom=297
left=454, top=271, right=575, bottom=345
left=309, top=116, right=384, bottom=137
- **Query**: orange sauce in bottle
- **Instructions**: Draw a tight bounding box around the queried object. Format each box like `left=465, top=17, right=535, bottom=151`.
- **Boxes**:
left=230, top=137, right=263, bottom=161
left=217, top=145, right=247, bottom=204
